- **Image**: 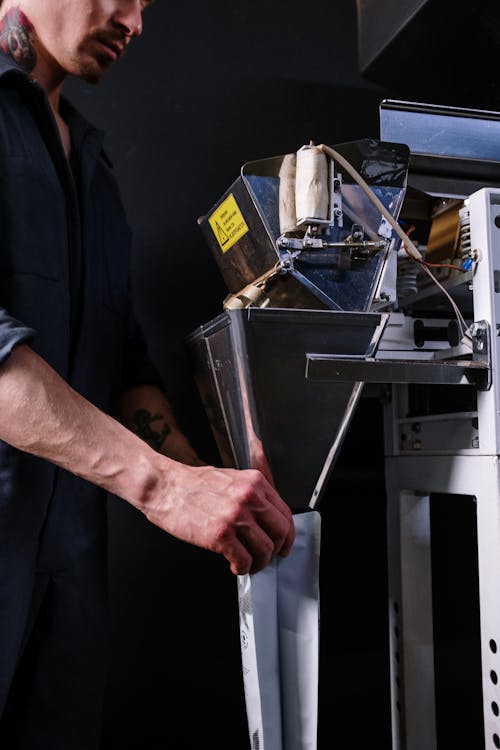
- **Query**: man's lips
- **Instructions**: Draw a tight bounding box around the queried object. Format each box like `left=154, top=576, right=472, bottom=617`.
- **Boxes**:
left=93, top=36, right=125, bottom=61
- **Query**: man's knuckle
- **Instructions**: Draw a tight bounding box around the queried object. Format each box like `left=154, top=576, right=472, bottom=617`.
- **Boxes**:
left=213, top=520, right=232, bottom=546
left=244, top=468, right=262, bottom=486
left=239, top=483, right=256, bottom=504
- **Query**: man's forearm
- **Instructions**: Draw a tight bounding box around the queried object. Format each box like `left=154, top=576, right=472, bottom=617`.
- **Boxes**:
left=0, top=344, right=162, bottom=505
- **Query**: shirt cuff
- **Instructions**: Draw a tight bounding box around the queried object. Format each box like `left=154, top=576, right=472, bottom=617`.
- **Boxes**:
left=0, top=309, right=35, bottom=368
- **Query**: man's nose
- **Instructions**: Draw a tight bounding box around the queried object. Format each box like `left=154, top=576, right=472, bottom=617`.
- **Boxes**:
left=112, top=0, right=143, bottom=37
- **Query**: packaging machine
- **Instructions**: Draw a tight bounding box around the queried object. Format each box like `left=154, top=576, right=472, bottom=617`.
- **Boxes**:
left=187, top=99, right=500, bottom=749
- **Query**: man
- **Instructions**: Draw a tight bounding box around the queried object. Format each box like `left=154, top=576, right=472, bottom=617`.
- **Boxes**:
left=0, top=1, right=295, bottom=747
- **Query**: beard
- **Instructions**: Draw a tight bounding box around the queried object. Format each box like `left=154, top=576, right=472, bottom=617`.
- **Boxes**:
left=71, top=32, right=125, bottom=84
left=74, top=54, right=109, bottom=84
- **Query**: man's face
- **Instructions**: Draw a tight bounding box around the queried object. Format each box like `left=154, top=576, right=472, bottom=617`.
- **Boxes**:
left=22, top=0, right=150, bottom=83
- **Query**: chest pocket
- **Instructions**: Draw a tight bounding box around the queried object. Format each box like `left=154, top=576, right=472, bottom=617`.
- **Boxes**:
left=0, top=156, right=66, bottom=280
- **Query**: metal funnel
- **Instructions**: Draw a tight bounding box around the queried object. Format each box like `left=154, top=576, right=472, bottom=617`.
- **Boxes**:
left=187, top=307, right=387, bottom=511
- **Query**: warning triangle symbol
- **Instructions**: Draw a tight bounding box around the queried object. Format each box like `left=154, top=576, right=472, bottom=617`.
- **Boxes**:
left=215, top=220, right=229, bottom=246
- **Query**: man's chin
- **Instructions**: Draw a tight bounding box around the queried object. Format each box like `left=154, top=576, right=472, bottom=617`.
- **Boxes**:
left=79, top=68, right=106, bottom=84
left=71, top=55, right=111, bottom=84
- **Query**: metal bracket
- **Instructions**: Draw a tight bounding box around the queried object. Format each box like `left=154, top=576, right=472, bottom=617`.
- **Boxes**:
left=470, top=319, right=490, bottom=363
left=330, top=171, right=343, bottom=227
left=305, top=354, right=491, bottom=391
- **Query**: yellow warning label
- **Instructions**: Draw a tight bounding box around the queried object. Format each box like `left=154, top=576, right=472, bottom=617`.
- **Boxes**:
left=208, top=193, right=249, bottom=253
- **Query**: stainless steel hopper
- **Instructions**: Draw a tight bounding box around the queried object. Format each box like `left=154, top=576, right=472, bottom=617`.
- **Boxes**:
left=187, top=307, right=387, bottom=511
left=197, top=139, right=410, bottom=313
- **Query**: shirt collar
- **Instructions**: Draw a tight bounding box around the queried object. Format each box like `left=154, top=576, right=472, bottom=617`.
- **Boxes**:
left=0, top=49, right=110, bottom=171
left=0, top=48, right=29, bottom=79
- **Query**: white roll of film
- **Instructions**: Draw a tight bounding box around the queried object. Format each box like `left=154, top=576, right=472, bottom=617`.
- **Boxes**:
left=295, top=144, right=329, bottom=222
left=278, top=153, right=298, bottom=234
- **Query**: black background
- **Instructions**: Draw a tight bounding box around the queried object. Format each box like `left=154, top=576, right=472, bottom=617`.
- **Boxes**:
left=63, top=1, right=492, bottom=747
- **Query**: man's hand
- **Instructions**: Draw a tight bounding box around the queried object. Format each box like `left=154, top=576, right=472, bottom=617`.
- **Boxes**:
left=119, top=386, right=294, bottom=573
left=141, top=461, right=295, bottom=575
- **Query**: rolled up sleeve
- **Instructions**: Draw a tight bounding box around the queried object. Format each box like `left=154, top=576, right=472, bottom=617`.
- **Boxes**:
left=0, top=307, right=35, bottom=367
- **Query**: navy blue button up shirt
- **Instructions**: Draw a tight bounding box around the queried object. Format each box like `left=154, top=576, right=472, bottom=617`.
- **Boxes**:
left=0, top=52, right=162, bottom=568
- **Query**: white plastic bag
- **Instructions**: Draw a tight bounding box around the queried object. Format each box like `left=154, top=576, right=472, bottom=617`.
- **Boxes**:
left=237, top=510, right=321, bottom=750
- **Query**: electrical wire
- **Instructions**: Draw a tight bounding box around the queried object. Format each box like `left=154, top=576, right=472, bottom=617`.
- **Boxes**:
left=402, top=223, right=466, bottom=273
left=318, top=143, right=470, bottom=339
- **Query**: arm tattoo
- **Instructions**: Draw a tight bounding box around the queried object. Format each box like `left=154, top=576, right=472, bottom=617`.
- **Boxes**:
left=132, top=408, right=171, bottom=452
left=0, top=8, right=36, bottom=74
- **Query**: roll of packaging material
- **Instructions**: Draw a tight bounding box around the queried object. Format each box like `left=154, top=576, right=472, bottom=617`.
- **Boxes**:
left=237, top=564, right=282, bottom=750
left=295, top=145, right=329, bottom=222
left=279, top=153, right=298, bottom=234
left=237, top=510, right=321, bottom=750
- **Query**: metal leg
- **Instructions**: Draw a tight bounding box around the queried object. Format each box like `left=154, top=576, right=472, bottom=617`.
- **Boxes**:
left=386, top=469, right=437, bottom=750
left=474, top=459, right=500, bottom=750
left=385, top=454, right=500, bottom=749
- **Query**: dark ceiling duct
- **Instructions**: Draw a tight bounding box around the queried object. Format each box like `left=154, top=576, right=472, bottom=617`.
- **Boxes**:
left=356, top=0, right=500, bottom=111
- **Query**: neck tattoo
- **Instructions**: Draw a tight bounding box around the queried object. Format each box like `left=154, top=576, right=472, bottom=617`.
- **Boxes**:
left=0, top=7, right=36, bottom=74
